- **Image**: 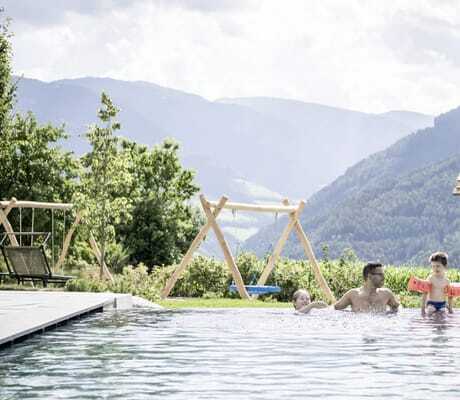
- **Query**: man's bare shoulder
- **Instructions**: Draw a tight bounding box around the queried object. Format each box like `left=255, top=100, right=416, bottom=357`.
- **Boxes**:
left=377, top=287, right=395, bottom=296
left=345, top=288, right=361, bottom=297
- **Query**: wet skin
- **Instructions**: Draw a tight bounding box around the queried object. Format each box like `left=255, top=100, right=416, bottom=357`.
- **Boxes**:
left=334, top=266, right=400, bottom=313
left=422, top=261, right=453, bottom=317
left=294, top=291, right=328, bottom=314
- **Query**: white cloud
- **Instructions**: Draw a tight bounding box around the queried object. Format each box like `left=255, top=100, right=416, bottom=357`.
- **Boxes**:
left=6, top=0, right=460, bottom=115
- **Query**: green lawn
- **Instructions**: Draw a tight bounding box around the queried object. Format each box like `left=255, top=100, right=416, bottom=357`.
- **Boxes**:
left=158, top=298, right=293, bottom=309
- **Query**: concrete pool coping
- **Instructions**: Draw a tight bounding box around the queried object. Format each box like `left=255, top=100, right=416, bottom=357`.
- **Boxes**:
left=0, top=290, right=159, bottom=348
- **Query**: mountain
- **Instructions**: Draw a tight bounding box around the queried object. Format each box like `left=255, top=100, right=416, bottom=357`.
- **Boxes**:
left=217, top=97, right=434, bottom=193
left=15, top=77, right=433, bottom=200
left=244, top=106, right=460, bottom=266
left=14, top=76, right=433, bottom=257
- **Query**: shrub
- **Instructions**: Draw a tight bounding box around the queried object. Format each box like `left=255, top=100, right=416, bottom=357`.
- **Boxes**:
left=66, top=263, right=161, bottom=302
left=150, top=256, right=229, bottom=297
left=63, top=251, right=460, bottom=308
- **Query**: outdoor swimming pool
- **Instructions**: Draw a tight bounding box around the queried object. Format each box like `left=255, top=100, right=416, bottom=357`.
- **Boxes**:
left=1, top=308, right=460, bottom=399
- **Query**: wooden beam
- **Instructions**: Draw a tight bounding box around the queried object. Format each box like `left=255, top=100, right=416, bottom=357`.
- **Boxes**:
left=0, top=198, right=16, bottom=229
left=257, top=200, right=305, bottom=286
left=200, top=195, right=250, bottom=300
left=207, top=200, right=297, bottom=214
left=292, top=216, right=336, bottom=303
left=54, top=211, right=82, bottom=272
left=0, top=200, right=73, bottom=210
left=161, top=196, right=228, bottom=299
left=0, top=199, right=19, bottom=246
left=89, top=233, right=114, bottom=283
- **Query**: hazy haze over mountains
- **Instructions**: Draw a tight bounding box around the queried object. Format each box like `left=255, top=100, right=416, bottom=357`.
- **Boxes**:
left=15, top=76, right=435, bottom=257
left=16, top=76, right=433, bottom=201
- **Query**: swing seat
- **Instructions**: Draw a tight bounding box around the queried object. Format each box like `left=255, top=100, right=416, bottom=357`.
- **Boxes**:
left=1, top=233, right=74, bottom=287
left=229, top=284, right=281, bottom=295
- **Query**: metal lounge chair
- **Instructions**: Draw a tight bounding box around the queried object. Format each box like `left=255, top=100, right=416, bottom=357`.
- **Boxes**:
left=0, top=232, right=74, bottom=287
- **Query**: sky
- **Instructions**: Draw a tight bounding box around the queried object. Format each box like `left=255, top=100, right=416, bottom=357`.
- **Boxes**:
left=3, top=0, right=460, bottom=115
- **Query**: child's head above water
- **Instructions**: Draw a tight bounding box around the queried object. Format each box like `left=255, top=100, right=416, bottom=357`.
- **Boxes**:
left=292, top=289, right=311, bottom=310
left=429, top=251, right=448, bottom=276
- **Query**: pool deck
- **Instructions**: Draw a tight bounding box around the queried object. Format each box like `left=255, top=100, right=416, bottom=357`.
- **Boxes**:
left=0, top=290, right=133, bottom=348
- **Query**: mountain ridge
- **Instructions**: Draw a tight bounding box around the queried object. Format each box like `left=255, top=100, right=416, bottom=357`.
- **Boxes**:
left=244, top=106, right=460, bottom=265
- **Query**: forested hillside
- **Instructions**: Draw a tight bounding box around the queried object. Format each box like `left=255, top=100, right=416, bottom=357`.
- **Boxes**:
left=244, top=106, right=460, bottom=266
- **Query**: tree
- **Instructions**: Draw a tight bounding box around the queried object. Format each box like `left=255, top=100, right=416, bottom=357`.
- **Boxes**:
left=76, top=92, right=132, bottom=278
left=0, top=11, right=78, bottom=209
left=0, top=9, right=15, bottom=135
left=116, top=138, right=202, bottom=268
left=0, top=113, right=79, bottom=203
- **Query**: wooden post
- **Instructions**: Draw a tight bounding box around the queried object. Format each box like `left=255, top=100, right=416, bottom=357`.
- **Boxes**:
left=283, top=199, right=336, bottom=303
left=89, top=232, right=114, bottom=283
left=161, top=196, right=228, bottom=299
left=257, top=200, right=305, bottom=286
left=54, top=211, right=82, bottom=272
left=0, top=199, right=19, bottom=246
left=0, top=198, right=16, bottom=226
left=200, top=195, right=250, bottom=300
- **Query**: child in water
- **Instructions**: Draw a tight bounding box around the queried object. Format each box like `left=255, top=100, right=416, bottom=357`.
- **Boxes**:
left=421, top=252, right=453, bottom=316
left=292, top=289, right=328, bottom=314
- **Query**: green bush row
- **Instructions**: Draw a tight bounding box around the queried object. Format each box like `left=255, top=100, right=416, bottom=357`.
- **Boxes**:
left=65, top=252, right=460, bottom=308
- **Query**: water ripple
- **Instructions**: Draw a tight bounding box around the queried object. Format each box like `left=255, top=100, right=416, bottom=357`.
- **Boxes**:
left=2, top=308, right=460, bottom=399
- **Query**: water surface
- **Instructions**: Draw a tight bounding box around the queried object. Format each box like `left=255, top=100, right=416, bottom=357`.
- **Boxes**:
left=1, top=308, right=459, bottom=399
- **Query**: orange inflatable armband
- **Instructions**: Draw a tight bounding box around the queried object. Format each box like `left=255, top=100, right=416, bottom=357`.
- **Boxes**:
left=408, top=276, right=431, bottom=293
left=446, top=284, right=460, bottom=297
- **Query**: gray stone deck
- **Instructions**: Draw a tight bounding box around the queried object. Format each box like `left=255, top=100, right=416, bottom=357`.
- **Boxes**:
left=0, top=290, right=133, bottom=348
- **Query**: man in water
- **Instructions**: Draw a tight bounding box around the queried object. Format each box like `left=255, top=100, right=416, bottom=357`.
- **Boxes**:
left=334, top=262, right=400, bottom=313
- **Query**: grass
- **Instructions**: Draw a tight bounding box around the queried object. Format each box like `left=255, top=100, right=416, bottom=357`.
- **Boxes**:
left=158, top=298, right=293, bottom=309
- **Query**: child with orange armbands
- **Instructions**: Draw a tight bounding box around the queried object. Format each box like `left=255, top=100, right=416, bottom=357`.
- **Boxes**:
left=409, top=252, right=454, bottom=317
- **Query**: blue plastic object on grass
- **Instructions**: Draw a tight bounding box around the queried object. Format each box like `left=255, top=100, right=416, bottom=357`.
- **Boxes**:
left=229, top=284, right=281, bottom=295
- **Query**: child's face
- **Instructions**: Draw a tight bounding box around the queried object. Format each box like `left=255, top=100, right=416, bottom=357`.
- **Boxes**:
left=431, top=261, right=446, bottom=276
left=294, top=292, right=311, bottom=310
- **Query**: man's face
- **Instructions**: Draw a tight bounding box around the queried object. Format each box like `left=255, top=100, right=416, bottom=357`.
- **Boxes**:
left=367, top=266, right=385, bottom=288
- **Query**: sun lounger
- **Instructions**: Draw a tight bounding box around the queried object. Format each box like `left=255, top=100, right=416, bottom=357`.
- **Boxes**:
left=1, top=233, right=74, bottom=287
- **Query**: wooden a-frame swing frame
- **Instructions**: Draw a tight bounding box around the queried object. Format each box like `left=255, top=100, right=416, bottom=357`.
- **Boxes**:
left=161, top=194, right=336, bottom=302
left=0, top=198, right=114, bottom=282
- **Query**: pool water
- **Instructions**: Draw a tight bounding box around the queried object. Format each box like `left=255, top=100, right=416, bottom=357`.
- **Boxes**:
left=1, top=308, right=460, bottom=399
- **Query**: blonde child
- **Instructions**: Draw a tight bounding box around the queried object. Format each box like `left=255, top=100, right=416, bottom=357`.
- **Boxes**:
left=421, top=252, right=453, bottom=316
left=292, top=289, right=328, bottom=314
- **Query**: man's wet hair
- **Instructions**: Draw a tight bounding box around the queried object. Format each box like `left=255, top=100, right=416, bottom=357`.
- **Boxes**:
left=363, top=262, right=383, bottom=279
left=429, top=251, right=448, bottom=267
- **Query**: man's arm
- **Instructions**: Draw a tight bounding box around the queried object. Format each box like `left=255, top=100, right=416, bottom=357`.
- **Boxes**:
left=334, top=290, right=353, bottom=310
left=387, top=290, right=400, bottom=313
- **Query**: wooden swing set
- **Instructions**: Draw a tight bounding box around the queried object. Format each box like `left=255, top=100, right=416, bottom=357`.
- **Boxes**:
left=0, top=198, right=113, bottom=283
left=161, top=194, right=336, bottom=303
